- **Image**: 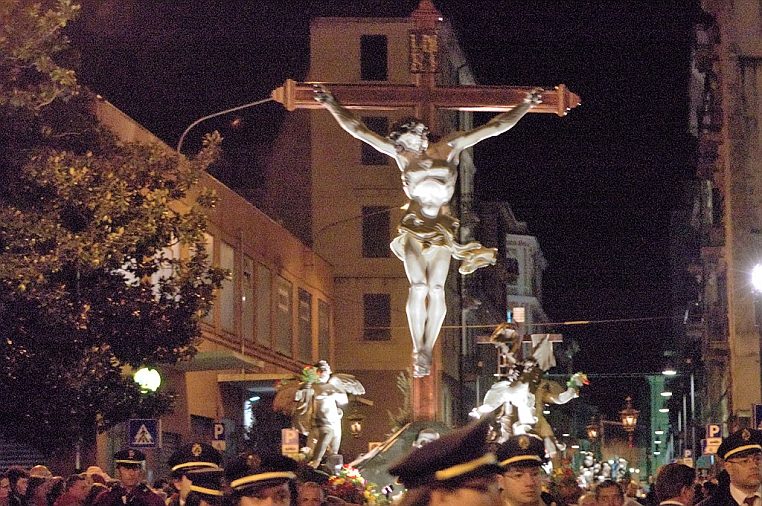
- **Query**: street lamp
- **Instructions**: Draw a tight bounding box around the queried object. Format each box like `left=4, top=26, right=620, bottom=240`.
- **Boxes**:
left=348, top=412, right=365, bottom=438
left=176, top=97, right=274, bottom=154
left=620, top=396, right=639, bottom=447
left=586, top=417, right=600, bottom=441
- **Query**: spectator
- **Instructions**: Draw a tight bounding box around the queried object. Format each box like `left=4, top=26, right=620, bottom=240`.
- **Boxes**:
left=55, top=475, right=91, bottom=506
left=7, top=467, right=30, bottom=506
left=654, top=463, right=695, bottom=506
left=1, top=472, right=11, bottom=506
left=596, top=481, right=625, bottom=506
left=297, top=483, right=324, bottom=506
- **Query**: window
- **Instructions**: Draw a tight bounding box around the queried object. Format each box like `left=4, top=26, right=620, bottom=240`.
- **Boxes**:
left=360, top=35, right=388, bottom=81
left=256, top=264, right=272, bottom=347
left=202, top=233, right=215, bottom=325
left=318, top=299, right=330, bottom=361
left=361, top=116, right=389, bottom=165
left=298, top=289, right=312, bottom=362
left=275, top=275, right=293, bottom=356
left=364, top=293, right=391, bottom=341
left=362, top=206, right=390, bottom=258
left=220, top=241, right=235, bottom=333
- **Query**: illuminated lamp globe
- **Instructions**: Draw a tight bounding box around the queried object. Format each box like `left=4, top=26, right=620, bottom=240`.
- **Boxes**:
left=134, top=367, right=161, bottom=392
left=752, top=264, right=762, bottom=292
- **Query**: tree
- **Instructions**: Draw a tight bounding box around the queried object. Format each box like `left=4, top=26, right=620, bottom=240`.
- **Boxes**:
left=0, top=0, right=226, bottom=453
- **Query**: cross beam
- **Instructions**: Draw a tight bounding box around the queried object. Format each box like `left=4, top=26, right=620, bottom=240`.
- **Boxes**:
left=272, top=78, right=580, bottom=126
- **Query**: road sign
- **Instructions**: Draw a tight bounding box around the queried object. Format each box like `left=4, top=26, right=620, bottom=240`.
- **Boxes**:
left=128, top=419, right=161, bottom=449
left=212, top=422, right=226, bottom=451
left=702, top=437, right=722, bottom=455
left=683, top=449, right=693, bottom=459
left=683, top=458, right=694, bottom=468
left=706, top=424, right=722, bottom=439
left=281, top=428, right=299, bottom=456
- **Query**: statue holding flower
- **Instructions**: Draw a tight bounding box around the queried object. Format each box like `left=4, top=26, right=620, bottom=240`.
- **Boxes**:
left=275, top=361, right=366, bottom=470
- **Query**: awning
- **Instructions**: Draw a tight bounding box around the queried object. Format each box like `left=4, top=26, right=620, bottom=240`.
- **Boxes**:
left=174, top=350, right=264, bottom=372
left=217, top=372, right=295, bottom=392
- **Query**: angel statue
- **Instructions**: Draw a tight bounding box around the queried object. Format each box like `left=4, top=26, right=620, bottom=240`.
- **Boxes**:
left=469, top=327, right=588, bottom=459
left=274, top=360, right=365, bottom=470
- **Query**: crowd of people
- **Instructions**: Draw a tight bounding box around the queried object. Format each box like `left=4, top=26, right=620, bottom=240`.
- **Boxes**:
left=1, top=424, right=761, bottom=506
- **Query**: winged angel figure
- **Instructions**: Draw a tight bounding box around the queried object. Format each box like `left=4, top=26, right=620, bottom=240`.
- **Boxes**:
left=470, top=326, right=588, bottom=459
left=274, top=360, right=365, bottom=468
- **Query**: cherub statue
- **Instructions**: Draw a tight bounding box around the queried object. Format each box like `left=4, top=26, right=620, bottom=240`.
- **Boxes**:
left=470, top=329, right=587, bottom=452
left=274, top=361, right=365, bottom=470
left=313, top=85, right=541, bottom=377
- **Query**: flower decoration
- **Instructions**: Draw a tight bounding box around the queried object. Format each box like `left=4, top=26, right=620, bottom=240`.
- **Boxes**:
left=567, top=372, right=589, bottom=389
left=300, top=365, right=319, bottom=383
left=322, top=466, right=390, bottom=506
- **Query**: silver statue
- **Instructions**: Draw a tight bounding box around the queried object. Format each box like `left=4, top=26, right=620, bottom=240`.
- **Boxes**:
left=314, top=85, right=541, bottom=377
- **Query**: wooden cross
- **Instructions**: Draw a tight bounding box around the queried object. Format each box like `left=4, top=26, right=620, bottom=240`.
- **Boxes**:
left=270, top=0, right=580, bottom=422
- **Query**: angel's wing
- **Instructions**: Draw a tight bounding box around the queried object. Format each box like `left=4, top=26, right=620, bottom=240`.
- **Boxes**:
left=530, top=333, right=556, bottom=371
left=328, top=373, right=366, bottom=395
left=273, top=382, right=301, bottom=414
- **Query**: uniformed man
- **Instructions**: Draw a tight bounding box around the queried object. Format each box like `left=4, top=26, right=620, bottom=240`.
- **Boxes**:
left=92, top=450, right=164, bottom=506
left=225, top=451, right=299, bottom=506
left=184, top=469, right=225, bottom=506
left=699, top=428, right=762, bottom=506
left=388, top=419, right=504, bottom=506
left=496, top=434, right=548, bottom=506
left=166, top=443, right=222, bottom=506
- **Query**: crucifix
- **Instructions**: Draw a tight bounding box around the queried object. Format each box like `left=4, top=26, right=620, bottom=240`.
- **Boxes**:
left=270, top=0, right=580, bottom=422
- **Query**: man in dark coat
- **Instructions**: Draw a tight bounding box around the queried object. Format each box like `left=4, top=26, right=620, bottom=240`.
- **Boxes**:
left=698, top=428, right=762, bottom=506
left=92, top=450, right=164, bottom=506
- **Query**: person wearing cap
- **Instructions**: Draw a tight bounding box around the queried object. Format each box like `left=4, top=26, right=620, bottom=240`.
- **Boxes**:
left=92, top=450, right=164, bottom=506
left=654, top=463, right=695, bottom=506
left=699, top=428, right=762, bottom=506
left=166, top=443, right=222, bottom=506
left=495, top=434, right=547, bottom=506
left=27, top=466, right=54, bottom=506
left=388, top=419, right=504, bottom=506
left=225, top=451, right=299, bottom=506
left=183, top=469, right=225, bottom=506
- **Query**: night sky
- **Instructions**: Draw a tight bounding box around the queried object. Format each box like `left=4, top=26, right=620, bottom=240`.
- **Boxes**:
left=68, top=0, right=702, bottom=419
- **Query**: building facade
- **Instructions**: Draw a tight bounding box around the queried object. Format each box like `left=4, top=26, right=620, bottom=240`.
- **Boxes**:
left=683, top=0, right=762, bottom=441
left=92, top=99, right=335, bottom=479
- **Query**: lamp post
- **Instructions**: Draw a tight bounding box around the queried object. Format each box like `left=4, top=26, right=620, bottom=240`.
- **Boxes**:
left=753, top=264, right=762, bottom=401
left=176, top=97, right=273, bottom=154
left=586, top=398, right=639, bottom=474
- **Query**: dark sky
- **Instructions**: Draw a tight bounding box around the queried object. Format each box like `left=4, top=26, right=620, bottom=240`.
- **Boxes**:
left=68, top=0, right=702, bottom=419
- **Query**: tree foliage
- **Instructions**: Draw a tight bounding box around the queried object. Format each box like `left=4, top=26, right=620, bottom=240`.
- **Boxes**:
left=0, top=0, right=226, bottom=453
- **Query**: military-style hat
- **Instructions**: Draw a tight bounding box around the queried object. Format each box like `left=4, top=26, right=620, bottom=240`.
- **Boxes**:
left=496, top=434, right=547, bottom=468
left=187, top=469, right=225, bottom=498
left=168, top=443, right=222, bottom=474
left=718, top=428, right=762, bottom=460
left=225, top=452, right=298, bottom=495
left=388, top=418, right=500, bottom=489
left=114, top=449, right=146, bottom=467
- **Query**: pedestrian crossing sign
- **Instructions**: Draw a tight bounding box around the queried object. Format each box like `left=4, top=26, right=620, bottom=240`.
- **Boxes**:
left=128, top=419, right=161, bottom=449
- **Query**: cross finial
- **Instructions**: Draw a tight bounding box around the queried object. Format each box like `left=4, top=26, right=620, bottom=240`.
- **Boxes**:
left=411, top=0, right=442, bottom=30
